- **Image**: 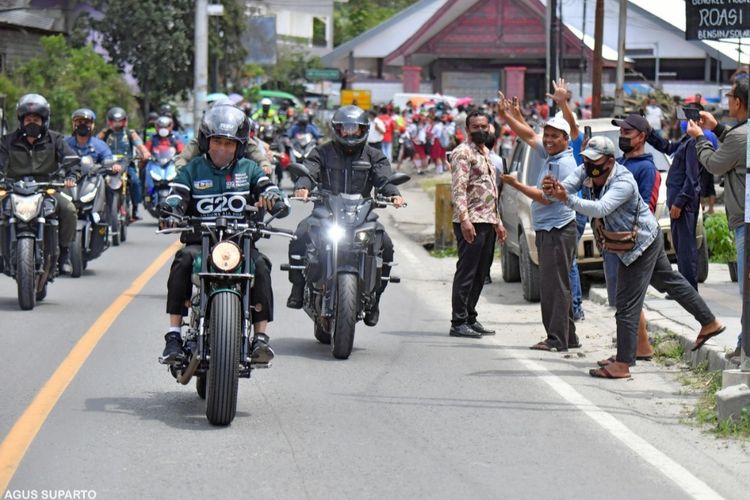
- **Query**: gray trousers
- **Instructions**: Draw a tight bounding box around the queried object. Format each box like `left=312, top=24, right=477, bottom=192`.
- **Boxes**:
left=615, top=231, right=715, bottom=364
left=536, top=221, right=578, bottom=349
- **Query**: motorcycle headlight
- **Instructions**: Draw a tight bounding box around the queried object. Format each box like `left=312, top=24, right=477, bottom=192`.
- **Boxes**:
left=166, top=171, right=177, bottom=181
left=211, top=241, right=242, bottom=272
left=150, top=170, right=163, bottom=181
left=79, top=188, right=97, bottom=203
left=11, top=193, right=43, bottom=222
left=355, top=229, right=370, bottom=243
left=327, top=224, right=346, bottom=243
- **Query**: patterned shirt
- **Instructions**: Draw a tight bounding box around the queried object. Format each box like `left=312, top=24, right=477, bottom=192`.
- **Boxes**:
left=450, top=142, right=499, bottom=224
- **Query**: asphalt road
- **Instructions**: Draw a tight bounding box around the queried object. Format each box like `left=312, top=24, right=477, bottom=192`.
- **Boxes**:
left=0, top=202, right=747, bottom=500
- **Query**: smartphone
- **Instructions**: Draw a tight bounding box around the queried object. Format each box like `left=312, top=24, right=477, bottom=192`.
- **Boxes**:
left=682, top=107, right=700, bottom=122
left=583, top=126, right=592, bottom=142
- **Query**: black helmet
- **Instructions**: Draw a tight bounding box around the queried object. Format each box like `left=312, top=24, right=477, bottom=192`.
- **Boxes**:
left=107, top=106, right=127, bottom=122
left=158, top=104, right=173, bottom=118
left=71, top=108, right=96, bottom=123
left=198, top=105, right=250, bottom=163
left=331, top=105, right=368, bottom=152
left=16, top=93, right=51, bottom=138
left=147, top=111, right=159, bottom=123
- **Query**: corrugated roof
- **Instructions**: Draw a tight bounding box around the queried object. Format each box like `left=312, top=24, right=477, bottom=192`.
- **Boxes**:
left=0, top=9, right=61, bottom=32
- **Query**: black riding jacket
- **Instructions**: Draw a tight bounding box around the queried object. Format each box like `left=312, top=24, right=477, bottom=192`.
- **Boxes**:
left=295, top=141, right=400, bottom=198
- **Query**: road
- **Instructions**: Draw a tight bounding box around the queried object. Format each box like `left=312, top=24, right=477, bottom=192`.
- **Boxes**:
left=0, top=200, right=747, bottom=500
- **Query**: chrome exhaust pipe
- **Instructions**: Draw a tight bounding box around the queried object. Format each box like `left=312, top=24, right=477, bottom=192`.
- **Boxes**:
left=177, top=354, right=200, bottom=385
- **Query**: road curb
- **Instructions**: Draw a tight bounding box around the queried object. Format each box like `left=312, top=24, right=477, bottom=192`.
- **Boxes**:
left=588, top=286, right=730, bottom=372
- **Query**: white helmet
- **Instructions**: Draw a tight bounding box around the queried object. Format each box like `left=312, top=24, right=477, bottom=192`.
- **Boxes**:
left=261, top=98, right=272, bottom=107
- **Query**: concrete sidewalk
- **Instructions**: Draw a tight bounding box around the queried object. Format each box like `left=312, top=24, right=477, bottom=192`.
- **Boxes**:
left=389, top=175, right=741, bottom=372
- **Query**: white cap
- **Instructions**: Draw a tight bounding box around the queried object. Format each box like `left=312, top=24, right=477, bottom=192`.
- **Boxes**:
left=544, top=114, right=571, bottom=136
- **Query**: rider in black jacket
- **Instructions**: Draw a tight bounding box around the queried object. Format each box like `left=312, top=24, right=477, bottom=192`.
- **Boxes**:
left=286, top=105, right=405, bottom=326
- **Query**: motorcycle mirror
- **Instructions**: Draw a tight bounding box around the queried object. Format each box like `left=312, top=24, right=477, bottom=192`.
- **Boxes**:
left=502, top=157, right=510, bottom=175
left=386, top=172, right=411, bottom=186
left=61, top=155, right=81, bottom=169
left=287, top=162, right=314, bottom=185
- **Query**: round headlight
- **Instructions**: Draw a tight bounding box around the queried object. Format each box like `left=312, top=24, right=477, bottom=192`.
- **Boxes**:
left=211, top=241, right=242, bottom=272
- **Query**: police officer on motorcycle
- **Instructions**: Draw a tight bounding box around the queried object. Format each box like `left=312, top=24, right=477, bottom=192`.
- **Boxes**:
left=160, top=104, right=288, bottom=364
left=0, top=94, right=79, bottom=268
left=286, top=105, right=405, bottom=326
left=99, top=107, right=151, bottom=221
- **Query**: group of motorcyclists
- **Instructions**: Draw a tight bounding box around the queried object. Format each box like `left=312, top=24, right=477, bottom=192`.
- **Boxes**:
left=0, top=93, right=407, bottom=373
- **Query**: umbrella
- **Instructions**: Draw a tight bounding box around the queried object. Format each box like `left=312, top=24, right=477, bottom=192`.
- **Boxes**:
left=228, top=93, right=244, bottom=104
left=456, top=97, right=473, bottom=107
left=205, top=92, right=228, bottom=103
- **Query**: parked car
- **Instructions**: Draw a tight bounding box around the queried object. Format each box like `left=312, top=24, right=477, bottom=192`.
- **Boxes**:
left=500, top=118, right=708, bottom=302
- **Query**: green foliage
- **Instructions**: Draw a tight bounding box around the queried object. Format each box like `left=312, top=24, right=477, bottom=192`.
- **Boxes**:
left=263, top=46, right=321, bottom=97
left=0, top=36, right=136, bottom=134
left=334, top=0, right=420, bottom=46
left=429, top=246, right=458, bottom=258
left=681, top=365, right=750, bottom=439
left=208, top=0, right=249, bottom=91
left=704, top=213, right=736, bottom=263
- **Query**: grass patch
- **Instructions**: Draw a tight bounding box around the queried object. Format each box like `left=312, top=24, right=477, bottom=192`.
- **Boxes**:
left=652, top=332, right=685, bottom=363
left=429, top=246, right=458, bottom=258
left=679, top=361, right=750, bottom=439
left=418, top=174, right=451, bottom=200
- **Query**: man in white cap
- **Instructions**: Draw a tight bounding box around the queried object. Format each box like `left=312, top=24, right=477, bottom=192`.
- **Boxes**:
left=497, top=94, right=580, bottom=352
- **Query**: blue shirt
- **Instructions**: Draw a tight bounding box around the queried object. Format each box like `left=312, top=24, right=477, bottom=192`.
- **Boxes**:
left=647, top=130, right=701, bottom=212
left=532, top=142, right=576, bottom=231
left=616, top=153, right=659, bottom=213
left=288, top=123, right=321, bottom=140
left=65, top=136, right=113, bottom=163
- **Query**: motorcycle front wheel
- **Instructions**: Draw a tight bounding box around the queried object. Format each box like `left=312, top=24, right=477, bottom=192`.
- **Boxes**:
left=332, top=273, right=358, bottom=359
left=206, top=292, right=242, bottom=426
left=16, top=238, right=36, bottom=311
left=69, top=231, right=83, bottom=278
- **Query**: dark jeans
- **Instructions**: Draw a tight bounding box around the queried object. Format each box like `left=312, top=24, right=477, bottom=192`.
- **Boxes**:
left=570, top=216, right=586, bottom=319
left=451, top=222, right=495, bottom=325
left=615, top=231, right=715, bottom=364
left=128, top=164, right=142, bottom=208
left=671, top=210, right=698, bottom=289
left=166, top=244, right=274, bottom=323
left=53, top=192, right=77, bottom=247
left=537, top=221, right=578, bottom=349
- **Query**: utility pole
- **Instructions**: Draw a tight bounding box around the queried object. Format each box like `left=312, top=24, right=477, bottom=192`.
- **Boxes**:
left=614, top=0, right=627, bottom=117
left=194, top=0, right=209, bottom=129
left=579, top=0, right=587, bottom=98
left=546, top=0, right=558, bottom=104
left=591, top=0, right=604, bottom=118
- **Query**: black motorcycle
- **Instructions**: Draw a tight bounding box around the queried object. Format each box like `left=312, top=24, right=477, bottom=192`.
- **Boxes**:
left=157, top=204, right=293, bottom=426
left=0, top=157, right=79, bottom=310
left=282, top=163, right=408, bottom=359
left=62, top=156, right=114, bottom=277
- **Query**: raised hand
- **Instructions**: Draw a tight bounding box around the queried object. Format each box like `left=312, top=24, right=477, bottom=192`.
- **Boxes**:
left=546, top=78, right=569, bottom=106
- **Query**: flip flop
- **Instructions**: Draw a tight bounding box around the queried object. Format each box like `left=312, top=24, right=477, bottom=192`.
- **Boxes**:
left=597, top=356, right=616, bottom=367
left=530, top=341, right=552, bottom=351
left=589, top=366, right=630, bottom=379
left=691, top=326, right=727, bottom=352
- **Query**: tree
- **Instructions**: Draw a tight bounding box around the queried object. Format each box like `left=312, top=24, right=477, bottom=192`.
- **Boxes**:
left=0, top=36, right=136, bottom=133
left=334, top=0, right=419, bottom=46
left=263, top=46, right=321, bottom=97
left=208, top=0, right=249, bottom=91
left=91, top=0, right=194, bottom=118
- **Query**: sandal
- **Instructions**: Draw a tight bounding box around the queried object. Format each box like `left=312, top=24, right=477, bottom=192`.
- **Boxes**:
left=589, top=366, right=630, bottom=379
left=530, top=341, right=552, bottom=351
left=691, top=326, right=727, bottom=352
left=597, top=356, right=636, bottom=368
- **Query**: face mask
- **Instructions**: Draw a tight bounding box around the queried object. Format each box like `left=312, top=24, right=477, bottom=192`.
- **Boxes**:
left=75, top=123, right=91, bottom=137
left=471, top=130, right=488, bottom=145
left=158, top=128, right=169, bottom=138
left=23, top=123, right=43, bottom=138
left=618, top=136, right=634, bottom=154
left=584, top=160, right=609, bottom=178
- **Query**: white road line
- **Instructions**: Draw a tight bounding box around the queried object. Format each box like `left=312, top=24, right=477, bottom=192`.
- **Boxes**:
left=511, top=355, right=724, bottom=500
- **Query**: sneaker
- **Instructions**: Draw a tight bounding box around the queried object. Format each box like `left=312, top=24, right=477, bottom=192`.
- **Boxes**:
left=286, top=284, right=304, bottom=309
left=160, top=332, right=184, bottom=364
left=251, top=333, right=275, bottom=364
left=364, top=302, right=379, bottom=327
left=57, top=247, right=71, bottom=275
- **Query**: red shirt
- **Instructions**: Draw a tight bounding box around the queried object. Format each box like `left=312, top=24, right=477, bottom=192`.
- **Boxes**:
left=145, top=135, right=184, bottom=154
left=378, top=114, right=394, bottom=142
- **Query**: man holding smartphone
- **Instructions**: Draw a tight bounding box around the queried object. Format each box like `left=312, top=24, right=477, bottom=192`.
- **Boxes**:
left=647, top=103, right=703, bottom=290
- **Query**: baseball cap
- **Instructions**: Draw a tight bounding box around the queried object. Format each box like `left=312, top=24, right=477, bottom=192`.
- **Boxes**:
left=611, top=113, right=650, bottom=133
left=581, top=136, right=616, bottom=161
left=544, top=114, right=571, bottom=136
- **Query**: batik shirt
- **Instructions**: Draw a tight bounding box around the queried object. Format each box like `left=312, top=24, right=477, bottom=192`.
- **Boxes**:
left=450, top=142, right=499, bottom=224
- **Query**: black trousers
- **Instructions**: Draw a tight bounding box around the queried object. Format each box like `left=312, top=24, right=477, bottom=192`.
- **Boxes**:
left=671, top=210, right=698, bottom=290
left=288, top=214, right=394, bottom=295
left=166, top=244, right=274, bottom=323
left=451, top=222, right=496, bottom=325
left=536, top=221, right=578, bottom=349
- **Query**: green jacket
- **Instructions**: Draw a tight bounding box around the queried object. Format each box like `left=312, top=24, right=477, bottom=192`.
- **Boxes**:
left=168, top=156, right=279, bottom=221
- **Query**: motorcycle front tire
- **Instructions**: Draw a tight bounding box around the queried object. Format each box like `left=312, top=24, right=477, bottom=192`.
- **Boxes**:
left=205, top=292, right=242, bottom=426
left=16, top=238, right=36, bottom=311
left=70, top=232, right=83, bottom=278
left=332, top=273, right=358, bottom=360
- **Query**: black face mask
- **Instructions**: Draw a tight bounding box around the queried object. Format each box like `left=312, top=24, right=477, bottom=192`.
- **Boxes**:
left=618, top=136, right=635, bottom=154
left=584, top=160, right=609, bottom=178
left=471, top=130, right=489, bottom=145
left=22, top=123, right=43, bottom=138
left=75, top=123, right=91, bottom=137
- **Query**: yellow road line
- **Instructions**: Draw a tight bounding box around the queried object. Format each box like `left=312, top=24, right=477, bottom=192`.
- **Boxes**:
left=0, top=239, right=182, bottom=493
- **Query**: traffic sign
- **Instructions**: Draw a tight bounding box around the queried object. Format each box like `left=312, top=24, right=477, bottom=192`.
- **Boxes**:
left=305, top=68, right=342, bottom=81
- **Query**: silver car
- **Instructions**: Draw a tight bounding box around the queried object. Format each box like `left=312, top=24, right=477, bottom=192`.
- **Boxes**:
left=500, top=118, right=708, bottom=302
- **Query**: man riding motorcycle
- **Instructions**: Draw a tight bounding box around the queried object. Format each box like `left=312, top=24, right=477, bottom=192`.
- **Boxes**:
left=160, top=104, right=288, bottom=365
left=98, top=107, right=151, bottom=221
left=251, top=98, right=281, bottom=126
left=145, top=116, right=184, bottom=155
left=286, top=105, right=405, bottom=326
left=0, top=94, right=79, bottom=269
left=286, top=114, right=321, bottom=141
